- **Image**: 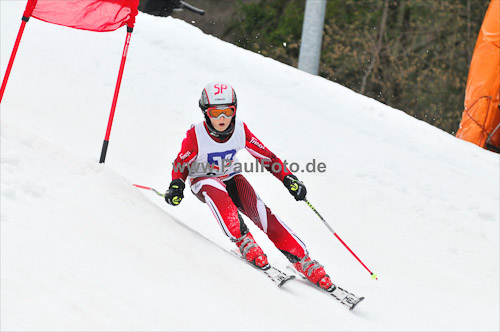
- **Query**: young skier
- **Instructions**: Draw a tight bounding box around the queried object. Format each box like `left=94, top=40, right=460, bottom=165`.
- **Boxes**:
left=164, top=82, right=334, bottom=291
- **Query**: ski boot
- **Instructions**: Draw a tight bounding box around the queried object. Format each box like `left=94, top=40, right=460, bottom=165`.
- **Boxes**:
left=294, top=254, right=334, bottom=291
left=235, top=232, right=270, bottom=270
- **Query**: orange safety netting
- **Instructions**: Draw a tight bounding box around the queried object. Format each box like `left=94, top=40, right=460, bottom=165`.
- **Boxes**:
left=456, top=0, right=500, bottom=152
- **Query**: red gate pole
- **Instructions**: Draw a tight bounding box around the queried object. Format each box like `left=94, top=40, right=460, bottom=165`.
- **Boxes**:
left=0, top=16, right=30, bottom=104
left=99, top=27, right=133, bottom=163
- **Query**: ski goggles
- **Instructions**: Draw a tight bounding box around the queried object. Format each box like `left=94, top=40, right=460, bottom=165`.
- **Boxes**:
left=206, top=105, right=236, bottom=119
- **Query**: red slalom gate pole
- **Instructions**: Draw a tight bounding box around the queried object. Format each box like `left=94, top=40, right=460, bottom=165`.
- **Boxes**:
left=0, top=16, right=30, bottom=104
left=305, top=199, right=378, bottom=280
left=99, top=27, right=133, bottom=163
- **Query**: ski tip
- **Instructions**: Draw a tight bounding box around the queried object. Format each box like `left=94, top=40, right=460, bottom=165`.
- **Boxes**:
left=349, top=296, right=365, bottom=311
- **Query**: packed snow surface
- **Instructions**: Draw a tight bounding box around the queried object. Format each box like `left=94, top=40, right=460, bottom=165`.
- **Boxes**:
left=1, top=1, right=499, bottom=330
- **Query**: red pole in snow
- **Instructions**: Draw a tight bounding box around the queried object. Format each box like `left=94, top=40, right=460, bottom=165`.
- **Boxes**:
left=99, top=27, right=133, bottom=163
left=0, top=16, right=30, bottom=104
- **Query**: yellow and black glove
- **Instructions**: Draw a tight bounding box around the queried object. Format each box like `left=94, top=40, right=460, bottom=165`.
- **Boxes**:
left=283, top=174, right=307, bottom=201
left=165, top=179, right=185, bottom=206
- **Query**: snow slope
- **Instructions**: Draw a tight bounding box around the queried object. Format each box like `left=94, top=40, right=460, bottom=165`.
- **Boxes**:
left=1, top=1, right=499, bottom=330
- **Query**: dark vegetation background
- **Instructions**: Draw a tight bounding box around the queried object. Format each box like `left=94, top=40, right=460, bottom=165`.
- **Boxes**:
left=140, top=0, right=490, bottom=135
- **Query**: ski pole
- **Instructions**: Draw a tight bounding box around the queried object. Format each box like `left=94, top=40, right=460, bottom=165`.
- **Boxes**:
left=305, top=199, right=378, bottom=280
left=180, top=1, right=205, bottom=15
left=133, top=184, right=164, bottom=197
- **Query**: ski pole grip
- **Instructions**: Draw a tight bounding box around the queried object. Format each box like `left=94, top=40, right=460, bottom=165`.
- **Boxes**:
left=180, top=1, right=205, bottom=15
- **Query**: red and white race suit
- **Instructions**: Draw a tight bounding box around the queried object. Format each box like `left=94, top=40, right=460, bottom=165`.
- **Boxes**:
left=171, top=119, right=307, bottom=262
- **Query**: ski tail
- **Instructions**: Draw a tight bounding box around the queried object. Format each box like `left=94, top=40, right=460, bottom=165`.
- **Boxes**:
left=329, top=285, right=365, bottom=310
left=287, top=264, right=365, bottom=310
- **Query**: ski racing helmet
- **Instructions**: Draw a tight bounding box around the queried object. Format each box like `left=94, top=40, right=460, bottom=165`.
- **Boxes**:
left=199, top=82, right=238, bottom=138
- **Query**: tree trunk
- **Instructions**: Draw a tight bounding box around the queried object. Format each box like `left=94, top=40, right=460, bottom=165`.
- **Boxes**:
left=360, top=0, right=389, bottom=95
